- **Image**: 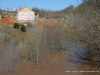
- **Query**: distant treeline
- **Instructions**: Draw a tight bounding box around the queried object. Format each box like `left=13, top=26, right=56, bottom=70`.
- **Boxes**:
left=31, top=5, right=74, bottom=19
left=32, top=0, right=100, bottom=19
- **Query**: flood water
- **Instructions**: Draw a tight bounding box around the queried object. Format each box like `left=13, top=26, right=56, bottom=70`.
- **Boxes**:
left=0, top=41, right=100, bottom=75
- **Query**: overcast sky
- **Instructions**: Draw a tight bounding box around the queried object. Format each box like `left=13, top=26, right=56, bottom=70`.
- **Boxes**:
left=0, top=0, right=82, bottom=11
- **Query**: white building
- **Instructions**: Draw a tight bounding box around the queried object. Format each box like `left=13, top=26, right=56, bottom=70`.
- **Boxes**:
left=18, top=7, right=35, bottom=24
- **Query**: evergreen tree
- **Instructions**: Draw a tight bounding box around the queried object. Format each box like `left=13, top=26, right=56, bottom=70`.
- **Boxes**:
left=21, top=25, right=26, bottom=32
left=13, top=23, right=19, bottom=29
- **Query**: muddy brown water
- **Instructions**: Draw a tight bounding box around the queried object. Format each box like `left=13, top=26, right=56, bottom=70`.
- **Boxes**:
left=0, top=42, right=100, bottom=75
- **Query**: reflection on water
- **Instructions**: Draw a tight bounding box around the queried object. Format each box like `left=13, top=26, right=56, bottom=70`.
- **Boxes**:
left=69, top=44, right=86, bottom=64
left=0, top=42, right=19, bottom=72
left=0, top=41, right=99, bottom=75
left=66, top=41, right=100, bottom=75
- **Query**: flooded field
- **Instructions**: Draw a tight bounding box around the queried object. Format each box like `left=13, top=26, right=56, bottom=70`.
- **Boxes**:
left=0, top=41, right=100, bottom=75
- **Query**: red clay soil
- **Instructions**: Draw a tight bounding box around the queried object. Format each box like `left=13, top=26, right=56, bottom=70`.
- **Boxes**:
left=34, top=20, right=70, bottom=29
left=34, top=20, right=58, bottom=27
left=0, top=17, right=18, bottom=26
left=19, top=22, right=33, bottom=25
left=0, top=17, right=69, bottom=28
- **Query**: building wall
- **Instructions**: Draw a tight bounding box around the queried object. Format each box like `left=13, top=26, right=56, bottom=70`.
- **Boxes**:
left=18, top=20, right=34, bottom=24
left=18, top=12, right=35, bottom=20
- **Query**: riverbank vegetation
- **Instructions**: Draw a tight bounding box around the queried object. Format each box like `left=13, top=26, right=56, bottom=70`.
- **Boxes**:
left=0, top=22, right=70, bottom=72
left=66, top=0, right=100, bottom=72
left=0, top=0, right=100, bottom=73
